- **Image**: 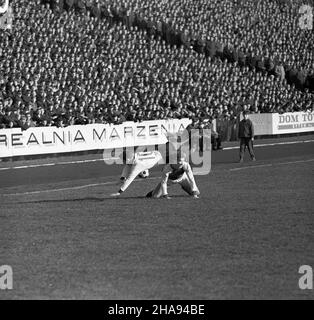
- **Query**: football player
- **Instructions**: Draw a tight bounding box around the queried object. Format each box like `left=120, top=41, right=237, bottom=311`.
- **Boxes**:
left=146, top=154, right=200, bottom=199
left=110, top=150, right=163, bottom=197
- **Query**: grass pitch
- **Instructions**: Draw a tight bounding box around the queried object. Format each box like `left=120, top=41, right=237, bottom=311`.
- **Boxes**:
left=0, top=142, right=314, bottom=299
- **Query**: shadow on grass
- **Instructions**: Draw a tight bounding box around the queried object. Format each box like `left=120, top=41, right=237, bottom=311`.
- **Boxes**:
left=16, top=195, right=189, bottom=204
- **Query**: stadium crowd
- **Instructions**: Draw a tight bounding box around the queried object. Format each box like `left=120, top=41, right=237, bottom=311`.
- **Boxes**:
left=0, top=0, right=313, bottom=132
left=103, top=0, right=314, bottom=76
left=44, top=0, right=314, bottom=87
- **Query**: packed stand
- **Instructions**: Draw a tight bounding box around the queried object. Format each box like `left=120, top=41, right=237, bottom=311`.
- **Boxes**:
left=103, top=0, right=314, bottom=80
left=0, top=0, right=313, bottom=131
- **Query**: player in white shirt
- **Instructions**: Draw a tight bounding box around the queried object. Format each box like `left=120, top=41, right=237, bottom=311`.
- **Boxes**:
left=146, top=155, right=200, bottom=199
left=110, top=150, right=163, bottom=197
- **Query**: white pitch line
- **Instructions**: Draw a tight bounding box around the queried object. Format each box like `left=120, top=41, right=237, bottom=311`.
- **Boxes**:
left=0, top=167, right=10, bottom=171
left=14, top=163, right=56, bottom=170
left=0, top=139, right=314, bottom=171
left=2, top=182, right=115, bottom=196
left=277, top=158, right=314, bottom=166
left=0, top=177, right=160, bottom=197
left=223, top=139, right=314, bottom=150
left=230, top=164, right=273, bottom=171
left=230, top=158, right=314, bottom=172
left=58, top=159, right=103, bottom=165
left=0, top=158, right=120, bottom=171
left=1, top=158, right=313, bottom=196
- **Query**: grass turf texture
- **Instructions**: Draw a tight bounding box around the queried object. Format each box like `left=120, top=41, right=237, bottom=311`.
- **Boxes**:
left=0, top=142, right=314, bottom=299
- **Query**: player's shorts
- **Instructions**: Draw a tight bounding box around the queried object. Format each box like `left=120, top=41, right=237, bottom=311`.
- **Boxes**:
left=134, top=151, right=163, bottom=168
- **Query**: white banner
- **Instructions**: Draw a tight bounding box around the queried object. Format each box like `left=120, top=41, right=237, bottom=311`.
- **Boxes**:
left=0, top=119, right=191, bottom=158
left=247, top=113, right=274, bottom=136
left=272, top=112, right=314, bottom=134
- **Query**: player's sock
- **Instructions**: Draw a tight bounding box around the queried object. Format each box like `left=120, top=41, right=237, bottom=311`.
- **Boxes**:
left=110, top=189, right=123, bottom=197
left=192, top=191, right=200, bottom=198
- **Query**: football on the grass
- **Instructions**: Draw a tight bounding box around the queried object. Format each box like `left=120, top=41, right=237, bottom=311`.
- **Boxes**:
left=139, top=170, right=150, bottom=178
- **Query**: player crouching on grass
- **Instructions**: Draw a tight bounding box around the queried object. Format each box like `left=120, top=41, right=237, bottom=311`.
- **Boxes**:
left=110, top=149, right=163, bottom=197
left=146, top=153, right=200, bottom=200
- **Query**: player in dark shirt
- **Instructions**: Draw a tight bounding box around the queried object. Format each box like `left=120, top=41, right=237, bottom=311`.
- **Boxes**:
left=146, top=155, right=200, bottom=199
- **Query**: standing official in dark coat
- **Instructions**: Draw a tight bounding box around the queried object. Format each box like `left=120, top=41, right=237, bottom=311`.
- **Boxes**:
left=239, top=111, right=256, bottom=162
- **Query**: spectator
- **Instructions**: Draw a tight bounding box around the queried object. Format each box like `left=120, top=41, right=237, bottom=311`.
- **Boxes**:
left=0, top=0, right=313, bottom=133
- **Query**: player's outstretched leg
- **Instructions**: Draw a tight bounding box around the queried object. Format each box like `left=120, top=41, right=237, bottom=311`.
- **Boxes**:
left=111, top=151, right=163, bottom=197
left=110, top=164, right=144, bottom=197
left=180, top=178, right=200, bottom=198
